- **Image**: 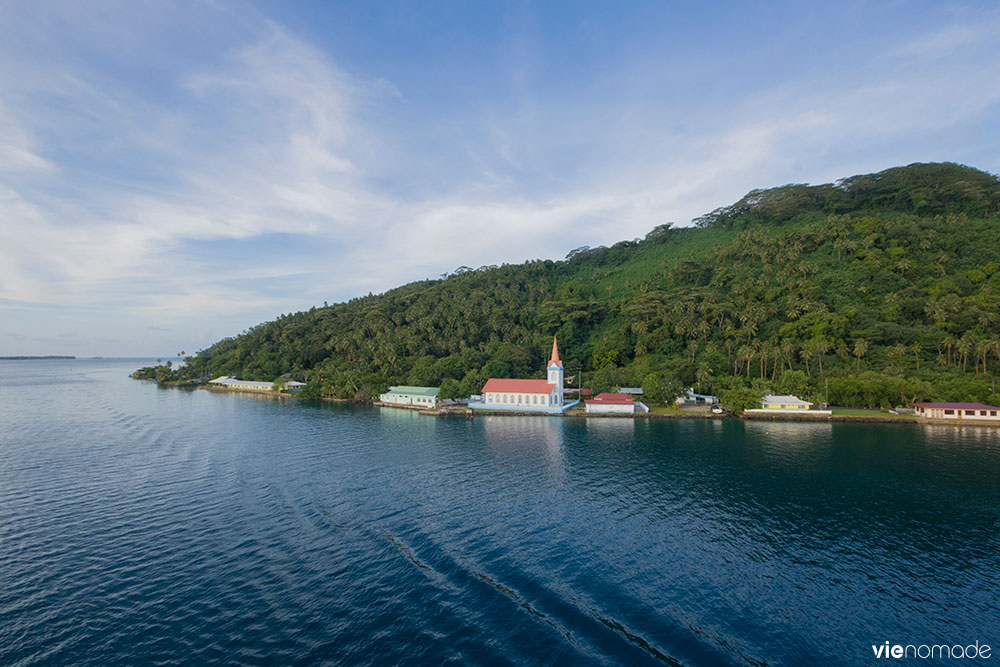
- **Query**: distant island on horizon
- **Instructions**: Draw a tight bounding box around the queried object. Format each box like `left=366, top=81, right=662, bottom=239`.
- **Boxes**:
left=0, top=356, right=77, bottom=360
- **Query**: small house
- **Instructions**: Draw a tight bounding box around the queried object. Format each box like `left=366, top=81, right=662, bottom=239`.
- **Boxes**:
left=676, top=389, right=719, bottom=406
left=585, top=392, right=650, bottom=414
left=379, top=386, right=440, bottom=409
left=744, top=394, right=830, bottom=415
left=761, top=394, right=813, bottom=410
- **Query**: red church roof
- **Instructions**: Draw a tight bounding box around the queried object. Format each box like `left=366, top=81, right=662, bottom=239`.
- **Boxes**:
left=482, top=379, right=555, bottom=394
left=586, top=392, right=635, bottom=405
left=548, top=335, right=562, bottom=368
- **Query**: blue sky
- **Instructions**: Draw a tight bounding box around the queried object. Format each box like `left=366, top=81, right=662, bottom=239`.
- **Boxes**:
left=2, top=1, right=999, bottom=356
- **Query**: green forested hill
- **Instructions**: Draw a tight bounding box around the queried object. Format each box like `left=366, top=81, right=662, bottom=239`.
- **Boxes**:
left=165, top=162, right=1000, bottom=408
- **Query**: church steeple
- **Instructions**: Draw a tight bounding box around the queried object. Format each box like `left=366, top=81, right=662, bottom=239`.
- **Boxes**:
left=548, top=335, right=562, bottom=368
left=547, top=335, right=564, bottom=401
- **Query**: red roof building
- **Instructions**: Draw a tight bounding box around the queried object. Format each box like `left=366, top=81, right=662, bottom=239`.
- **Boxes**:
left=481, top=378, right=554, bottom=394
left=586, top=392, right=635, bottom=405
left=471, top=335, right=570, bottom=412
left=585, top=392, right=648, bottom=414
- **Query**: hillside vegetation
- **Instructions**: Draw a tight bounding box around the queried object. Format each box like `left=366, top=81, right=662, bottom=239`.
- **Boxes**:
left=151, top=163, right=1000, bottom=409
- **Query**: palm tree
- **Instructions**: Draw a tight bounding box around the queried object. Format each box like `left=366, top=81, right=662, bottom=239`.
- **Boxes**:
left=943, top=335, right=957, bottom=366
left=911, top=343, right=922, bottom=370
left=935, top=252, right=949, bottom=277
left=814, top=339, right=829, bottom=374
left=958, top=332, right=977, bottom=373
left=990, top=338, right=1000, bottom=374
left=736, top=345, right=752, bottom=376
left=695, top=366, right=711, bottom=391
left=801, top=344, right=814, bottom=377
left=853, top=339, right=868, bottom=369
left=758, top=341, right=771, bottom=379
left=695, top=320, right=710, bottom=339
left=783, top=341, right=795, bottom=372
left=977, top=339, right=991, bottom=375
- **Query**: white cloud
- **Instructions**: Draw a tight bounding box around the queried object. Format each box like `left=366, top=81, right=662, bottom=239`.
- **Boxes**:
left=0, top=19, right=390, bottom=315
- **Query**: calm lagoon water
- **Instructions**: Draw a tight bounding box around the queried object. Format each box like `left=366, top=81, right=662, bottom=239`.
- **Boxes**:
left=1, top=358, right=998, bottom=665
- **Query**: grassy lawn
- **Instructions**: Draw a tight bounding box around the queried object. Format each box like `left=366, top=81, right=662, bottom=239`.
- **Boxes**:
left=830, top=408, right=915, bottom=419
left=647, top=405, right=693, bottom=415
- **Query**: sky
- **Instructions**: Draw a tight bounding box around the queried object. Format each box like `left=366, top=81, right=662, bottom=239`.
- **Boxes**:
left=2, top=1, right=1000, bottom=356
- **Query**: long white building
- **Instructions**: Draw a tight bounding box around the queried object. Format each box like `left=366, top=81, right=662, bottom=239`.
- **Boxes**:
left=208, top=376, right=306, bottom=392
left=912, top=402, right=1000, bottom=421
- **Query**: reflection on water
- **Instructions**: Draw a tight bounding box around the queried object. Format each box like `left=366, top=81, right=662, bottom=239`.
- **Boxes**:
left=479, top=415, right=566, bottom=477
left=742, top=418, right=834, bottom=440
left=583, top=415, right=640, bottom=440
left=919, top=422, right=1000, bottom=449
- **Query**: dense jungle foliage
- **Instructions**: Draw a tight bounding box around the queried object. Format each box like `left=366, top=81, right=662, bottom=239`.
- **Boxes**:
left=142, top=163, right=1000, bottom=409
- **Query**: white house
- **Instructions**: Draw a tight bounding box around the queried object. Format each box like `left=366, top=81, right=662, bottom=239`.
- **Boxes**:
left=379, top=386, right=440, bottom=409
left=761, top=394, right=813, bottom=410
left=208, top=376, right=306, bottom=392
left=585, top=392, right=649, bottom=414
left=676, top=389, right=719, bottom=406
left=470, top=336, right=578, bottom=414
left=745, top=394, right=831, bottom=415
left=912, top=402, right=1000, bottom=421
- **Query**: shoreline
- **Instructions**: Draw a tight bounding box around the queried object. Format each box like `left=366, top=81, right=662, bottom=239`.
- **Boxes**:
left=424, top=406, right=1000, bottom=427
left=137, top=380, right=1000, bottom=428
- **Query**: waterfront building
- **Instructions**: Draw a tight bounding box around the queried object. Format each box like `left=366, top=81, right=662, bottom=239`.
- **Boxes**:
left=746, top=394, right=831, bottom=415
left=761, top=394, right=813, bottom=410
left=469, top=336, right=579, bottom=413
left=676, top=389, right=719, bottom=406
left=617, top=387, right=644, bottom=396
left=912, top=402, right=1000, bottom=421
left=379, top=386, right=440, bottom=409
left=208, top=376, right=306, bottom=392
left=585, top=392, right=650, bottom=414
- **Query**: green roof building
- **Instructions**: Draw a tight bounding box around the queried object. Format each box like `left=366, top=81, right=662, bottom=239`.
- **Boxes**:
left=379, top=386, right=440, bottom=409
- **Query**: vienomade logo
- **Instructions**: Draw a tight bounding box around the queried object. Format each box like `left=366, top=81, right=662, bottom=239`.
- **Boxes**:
left=872, top=641, right=992, bottom=660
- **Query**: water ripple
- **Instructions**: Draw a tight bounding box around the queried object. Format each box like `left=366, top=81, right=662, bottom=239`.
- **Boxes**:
left=0, top=360, right=998, bottom=665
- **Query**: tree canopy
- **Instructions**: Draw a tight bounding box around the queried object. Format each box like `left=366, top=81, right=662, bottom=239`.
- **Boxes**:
left=150, top=163, right=1000, bottom=409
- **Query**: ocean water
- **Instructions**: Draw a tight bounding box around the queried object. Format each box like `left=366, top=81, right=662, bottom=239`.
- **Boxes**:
left=0, top=358, right=997, bottom=665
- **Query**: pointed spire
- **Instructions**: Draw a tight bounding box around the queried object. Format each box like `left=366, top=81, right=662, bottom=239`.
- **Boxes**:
left=549, top=335, right=562, bottom=368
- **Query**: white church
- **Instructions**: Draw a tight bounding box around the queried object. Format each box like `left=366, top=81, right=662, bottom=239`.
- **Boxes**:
left=469, top=336, right=579, bottom=413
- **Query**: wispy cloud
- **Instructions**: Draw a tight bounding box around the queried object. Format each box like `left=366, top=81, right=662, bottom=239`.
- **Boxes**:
left=0, top=2, right=998, bottom=355
left=0, top=17, right=385, bottom=311
left=890, top=10, right=1000, bottom=60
